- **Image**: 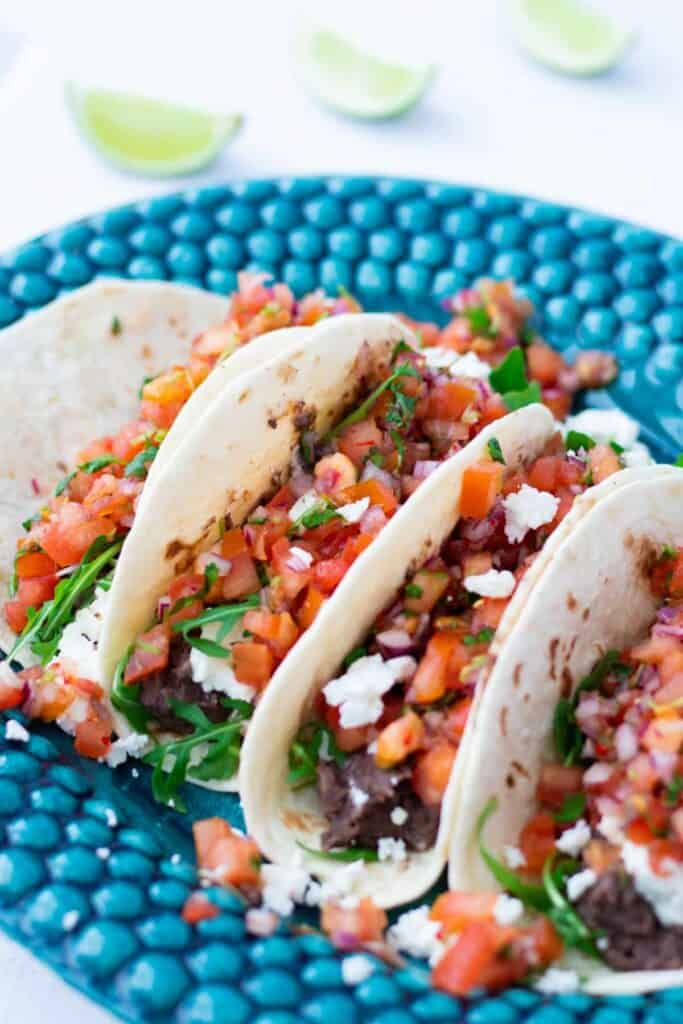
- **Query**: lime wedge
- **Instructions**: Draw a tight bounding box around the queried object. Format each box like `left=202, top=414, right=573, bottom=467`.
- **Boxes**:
left=65, top=83, right=242, bottom=177
left=296, top=28, right=437, bottom=120
left=508, top=0, right=635, bottom=76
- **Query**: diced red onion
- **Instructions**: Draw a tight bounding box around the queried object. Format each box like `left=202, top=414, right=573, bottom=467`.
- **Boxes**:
left=196, top=552, right=231, bottom=576
left=651, top=750, right=677, bottom=782
left=361, top=462, right=396, bottom=492
left=360, top=506, right=387, bottom=536
left=414, top=460, right=440, bottom=480
left=290, top=472, right=314, bottom=498
left=653, top=622, right=683, bottom=639
left=156, top=595, right=172, bottom=619
left=615, top=722, right=638, bottom=762
left=376, top=629, right=416, bottom=658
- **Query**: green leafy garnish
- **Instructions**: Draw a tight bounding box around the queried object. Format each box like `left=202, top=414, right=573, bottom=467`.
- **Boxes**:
left=665, top=773, right=683, bottom=807
left=10, top=536, right=122, bottom=664
left=405, top=583, right=423, bottom=599
left=489, top=347, right=527, bottom=394
left=138, top=374, right=154, bottom=399
left=299, top=435, right=316, bottom=469
left=327, top=362, right=419, bottom=439
left=553, top=650, right=621, bottom=766
left=55, top=454, right=120, bottom=496
left=674, top=453, right=683, bottom=468
left=110, top=315, right=122, bottom=335
left=464, top=306, right=497, bottom=339
left=610, top=440, right=624, bottom=455
left=555, top=792, right=587, bottom=823
left=289, top=501, right=340, bottom=534
left=520, top=325, right=536, bottom=345
left=287, top=721, right=345, bottom=790
left=144, top=697, right=253, bottom=810
left=463, top=627, right=494, bottom=647
left=368, top=450, right=385, bottom=467
left=124, top=443, right=158, bottom=479
left=297, top=841, right=379, bottom=863
left=487, top=437, right=506, bottom=464
left=111, top=645, right=150, bottom=733
left=390, top=428, right=406, bottom=469
left=22, top=512, right=42, bottom=532
left=502, top=381, right=542, bottom=411
left=565, top=431, right=596, bottom=454
left=172, top=595, right=261, bottom=656
left=476, top=797, right=549, bottom=911
left=659, top=544, right=677, bottom=561
left=342, top=646, right=367, bottom=670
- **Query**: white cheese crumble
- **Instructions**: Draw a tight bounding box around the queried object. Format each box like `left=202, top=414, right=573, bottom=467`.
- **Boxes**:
left=341, top=954, right=376, bottom=986
left=387, top=905, right=445, bottom=965
left=567, top=868, right=597, bottom=902
left=377, top=837, right=407, bottom=864
left=493, top=893, right=524, bottom=925
left=349, top=784, right=369, bottom=809
left=535, top=968, right=580, bottom=995
left=422, top=347, right=491, bottom=380
left=336, top=497, right=370, bottom=524
left=563, top=409, right=639, bottom=451
left=597, top=814, right=624, bottom=846
left=5, top=719, right=29, bottom=743
left=189, top=619, right=255, bottom=702
left=305, top=860, right=365, bottom=909
left=287, top=545, right=314, bottom=570
left=261, top=862, right=311, bottom=916
left=103, top=732, right=150, bottom=768
left=56, top=697, right=90, bottom=736
left=464, top=568, right=516, bottom=599
left=622, top=841, right=683, bottom=926
left=556, top=819, right=591, bottom=857
left=288, top=490, right=322, bottom=522
left=503, top=485, right=559, bottom=543
left=390, top=807, right=409, bottom=827
left=323, top=654, right=417, bottom=729
left=55, top=586, right=110, bottom=683
left=503, top=845, right=526, bottom=869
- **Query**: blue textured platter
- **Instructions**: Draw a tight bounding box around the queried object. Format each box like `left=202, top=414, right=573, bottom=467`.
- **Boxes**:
left=1, top=176, right=683, bottom=1024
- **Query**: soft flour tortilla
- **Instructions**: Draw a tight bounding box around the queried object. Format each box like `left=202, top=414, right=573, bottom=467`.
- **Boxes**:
left=98, top=312, right=417, bottom=680
left=448, top=470, right=683, bottom=993
left=238, top=405, right=557, bottom=907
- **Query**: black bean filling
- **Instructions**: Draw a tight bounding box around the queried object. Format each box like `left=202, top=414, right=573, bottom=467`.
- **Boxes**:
left=138, top=639, right=232, bottom=734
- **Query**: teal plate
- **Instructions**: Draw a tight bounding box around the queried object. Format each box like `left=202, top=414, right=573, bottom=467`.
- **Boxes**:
left=1, top=176, right=683, bottom=1023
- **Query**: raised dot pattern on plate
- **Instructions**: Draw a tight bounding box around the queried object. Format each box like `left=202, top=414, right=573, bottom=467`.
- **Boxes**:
left=1, top=177, right=683, bottom=1022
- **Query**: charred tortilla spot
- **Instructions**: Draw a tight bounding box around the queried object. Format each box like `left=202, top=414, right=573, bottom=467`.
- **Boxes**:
left=238, top=389, right=250, bottom=403
left=506, top=773, right=515, bottom=789
left=513, top=664, right=522, bottom=689
left=282, top=808, right=323, bottom=832
left=561, top=667, right=573, bottom=698
left=141, top=343, right=152, bottom=358
left=511, top=760, right=530, bottom=779
left=499, top=707, right=508, bottom=738
left=267, top=416, right=277, bottom=429
left=549, top=637, right=559, bottom=680
left=277, top=362, right=298, bottom=384
left=567, top=593, right=577, bottom=611
left=175, top=550, right=195, bottom=574
left=582, top=607, right=590, bottom=622
left=57, top=460, right=68, bottom=473
left=165, top=539, right=183, bottom=560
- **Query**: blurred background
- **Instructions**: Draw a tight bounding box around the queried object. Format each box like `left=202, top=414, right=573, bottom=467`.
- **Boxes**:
left=0, top=0, right=682, bottom=255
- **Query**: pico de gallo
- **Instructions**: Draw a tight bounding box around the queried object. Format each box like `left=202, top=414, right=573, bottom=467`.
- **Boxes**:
left=427, top=545, right=683, bottom=997
left=0, top=274, right=617, bottom=779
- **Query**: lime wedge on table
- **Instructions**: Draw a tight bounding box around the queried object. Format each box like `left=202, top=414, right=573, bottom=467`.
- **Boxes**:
left=66, top=83, right=242, bottom=177
left=296, top=28, right=437, bottom=120
left=508, top=0, right=635, bottom=76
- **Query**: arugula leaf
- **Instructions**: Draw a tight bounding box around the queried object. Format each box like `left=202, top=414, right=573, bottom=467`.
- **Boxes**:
left=665, top=773, right=683, bottom=807
left=464, top=306, right=497, bottom=339
left=542, top=856, right=603, bottom=959
left=555, top=792, right=587, bottom=823
left=343, top=646, right=367, bottom=670
left=172, top=595, right=260, bottom=637
left=489, top=347, right=527, bottom=394
left=184, top=635, right=232, bottom=658
left=144, top=697, right=253, bottom=810
left=502, top=381, right=542, bottom=411
left=565, top=431, right=596, bottom=453
left=124, top=444, right=158, bottom=479
left=487, top=437, right=506, bottom=464
left=287, top=721, right=345, bottom=789
left=297, top=841, right=379, bottom=863
left=391, top=340, right=414, bottom=362
left=476, top=797, right=549, bottom=911
left=553, top=650, right=621, bottom=765
left=9, top=537, right=122, bottom=664
left=111, top=645, right=150, bottom=733
left=55, top=454, right=120, bottom=496
left=675, top=454, right=683, bottom=468
left=327, top=363, right=419, bottom=439
left=368, top=450, right=385, bottom=467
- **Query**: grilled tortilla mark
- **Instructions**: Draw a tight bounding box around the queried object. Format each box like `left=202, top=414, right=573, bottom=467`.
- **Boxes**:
left=165, top=539, right=184, bottom=560
left=282, top=808, right=325, bottom=832
left=513, top=664, right=522, bottom=689
left=567, top=592, right=577, bottom=611
left=267, top=416, right=277, bottom=429
left=277, top=361, right=298, bottom=384
left=238, top=388, right=250, bottom=403
left=511, top=760, right=530, bottom=779
left=582, top=606, right=590, bottom=622
left=506, top=773, right=516, bottom=789
left=499, top=706, right=508, bottom=738
left=549, top=636, right=559, bottom=681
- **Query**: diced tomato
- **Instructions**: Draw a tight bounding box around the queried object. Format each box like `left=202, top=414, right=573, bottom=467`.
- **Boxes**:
left=16, top=575, right=57, bottom=610
left=642, top=715, right=683, bottom=754
left=40, top=502, right=115, bottom=567
left=320, top=897, right=387, bottom=950
left=519, top=812, right=557, bottom=873
left=243, top=609, right=299, bottom=660
left=111, top=420, right=150, bottom=464
left=14, top=551, right=58, bottom=579
left=24, top=669, right=74, bottom=721
left=375, top=711, right=425, bottom=768
left=536, top=763, right=584, bottom=810
left=431, top=921, right=513, bottom=997
left=527, top=456, right=562, bottom=493
left=625, top=817, right=656, bottom=846
left=74, top=705, right=112, bottom=759
left=426, top=380, right=478, bottom=421
left=314, top=453, right=357, bottom=493
left=166, top=573, right=205, bottom=627
left=245, top=511, right=290, bottom=561
left=142, top=367, right=194, bottom=406
left=220, top=528, right=249, bottom=559
left=297, top=586, right=327, bottom=629
left=649, top=838, right=683, bottom=876
left=83, top=474, right=140, bottom=522
left=336, top=420, right=384, bottom=469
left=4, top=600, right=27, bottom=634
left=526, top=917, right=563, bottom=966
left=412, top=742, right=457, bottom=806
left=526, top=343, right=564, bottom=386
left=588, top=444, right=621, bottom=484
left=139, top=398, right=184, bottom=429
left=192, top=322, right=238, bottom=362
left=77, top=437, right=114, bottom=465
left=271, top=538, right=312, bottom=601
left=267, top=483, right=296, bottom=511
left=654, top=675, right=683, bottom=705
left=541, top=388, right=572, bottom=421
left=341, top=533, right=374, bottom=564
left=323, top=703, right=375, bottom=753
left=124, top=624, right=171, bottom=685
left=479, top=394, right=507, bottom=426
left=430, top=891, right=497, bottom=935
left=313, top=557, right=348, bottom=594
left=0, top=670, right=25, bottom=710
left=220, top=551, right=261, bottom=601
left=471, top=598, right=507, bottom=633
left=583, top=839, right=620, bottom=875
left=409, top=631, right=468, bottom=704
left=192, top=817, right=261, bottom=889
left=459, top=462, right=504, bottom=519
left=182, top=893, right=220, bottom=924
left=404, top=570, right=450, bottom=614
left=442, top=697, right=473, bottom=743
left=341, top=479, right=398, bottom=517
left=232, top=641, right=275, bottom=688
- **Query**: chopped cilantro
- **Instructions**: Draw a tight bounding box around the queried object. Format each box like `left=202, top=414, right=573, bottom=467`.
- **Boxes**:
left=110, top=315, right=122, bottom=335
left=464, top=306, right=497, bottom=339
left=675, top=453, right=683, bottom=467
left=565, top=430, right=596, bottom=453
left=124, top=444, right=157, bottom=479
left=343, top=646, right=367, bottom=670
left=502, top=381, right=542, bottom=411
left=487, top=437, right=505, bottom=464
left=555, top=792, right=587, bottom=823
left=665, top=774, right=683, bottom=807
left=405, top=583, right=423, bottom=599
left=610, top=440, right=624, bottom=455
left=489, top=347, right=527, bottom=394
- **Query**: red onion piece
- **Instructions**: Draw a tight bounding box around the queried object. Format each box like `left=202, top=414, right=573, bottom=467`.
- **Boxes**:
left=413, top=460, right=440, bottom=480
left=196, top=552, right=232, bottom=575
left=376, top=629, right=416, bottom=658
left=361, top=462, right=396, bottom=492
left=156, top=595, right=172, bottom=619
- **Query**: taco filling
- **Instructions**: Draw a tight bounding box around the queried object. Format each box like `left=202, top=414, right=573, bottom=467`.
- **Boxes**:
left=283, top=431, right=631, bottom=859
left=429, top=543, right=683, bottom=996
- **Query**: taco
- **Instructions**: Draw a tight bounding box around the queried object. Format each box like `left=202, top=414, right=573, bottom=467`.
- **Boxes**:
left=433, top=472, right=683, bottom=995
left=238, top=407, right=668, bottom=906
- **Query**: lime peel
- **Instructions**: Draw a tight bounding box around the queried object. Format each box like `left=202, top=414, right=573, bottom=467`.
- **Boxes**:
left=508, top=0, right=635, bottom=77
left=296, top=28, right=437, bottom=120
left=65, top=83, right=243, bottom=177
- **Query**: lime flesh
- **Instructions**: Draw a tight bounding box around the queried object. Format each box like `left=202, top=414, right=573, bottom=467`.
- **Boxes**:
left=66, top=83, right=242, bottom=177
left=297, top=28, right=437, bottom=120
left=509, top=0, right=634, bottom=76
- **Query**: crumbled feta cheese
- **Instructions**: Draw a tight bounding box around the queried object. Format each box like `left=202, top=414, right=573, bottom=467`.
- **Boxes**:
left=378, top=837, right=407, bottom=864
left=556, top=819, right=591, bottom=857
left=104, top=808, right=118, bottom=828
left=464, top=568, right=516, bottom=599
left=387, top=905, right=445, bottom=965
left=336, top=497, right=370, bottom=524
left=535, top=968, right=580, bottom=994
left=95, top=847, right=110, bottom=860
left=622, top=841, right=683, bottom=926
left=103, top=732, right=150, bottom=768
left=305, top=860, right=365, bottom=909
left=289, top=489, right=322, bottom=522
left=493, top=893, right=524, bottom=925
left=5, top=719, right=29, bottom=743
left=56, top=586, right=110, bottom=682
left=62, top=910, right=80, bottom=932
left=287, top=545, right=314, bottom=570
left=597, top=814, right=624, bottom=846
left=503, top=845, right=526, bottom=869
left=503, top=485, right=559, bottom=543
left=390, top=807, right=408, bottom=827
left=423, top=346, right=457, bottom=370
left=566, top=868, right=597, bottom=902
left=323, top=654, right=417, bottom=729
left=349, top=784, right=369, bottom=808
left=261, top=862, right=312, bottom=916
left=450, top=351, right=492, bottom=380
left=563, top=409, right=639, bottom=451
left=342, top=954, right=375, bottom=986
left=190, top=619, right=255, bottom=701
left=622, top=442, right=652, bottom=468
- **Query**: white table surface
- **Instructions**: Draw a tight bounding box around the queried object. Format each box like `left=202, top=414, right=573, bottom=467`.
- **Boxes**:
left=0, top=1, right=682, bottom=1020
